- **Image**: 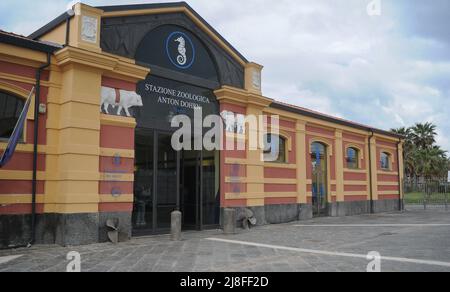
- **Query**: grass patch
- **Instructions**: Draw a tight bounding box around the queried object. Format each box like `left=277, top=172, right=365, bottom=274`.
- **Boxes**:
left=404, top=192, right=449, bottom=204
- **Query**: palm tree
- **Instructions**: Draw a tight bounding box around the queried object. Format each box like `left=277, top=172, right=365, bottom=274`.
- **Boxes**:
left=411, top=122, right=437, bottom=150
left=414, top=145, right=448, bottom=180
left=391, top=127, right=415, bottom=178
left=390, top=127, right=410, bottom=138
left=391, top=123, right=448, bottom=183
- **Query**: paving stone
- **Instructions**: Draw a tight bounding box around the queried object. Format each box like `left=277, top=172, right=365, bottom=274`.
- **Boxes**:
left=1, top=210, right=450, bottom=272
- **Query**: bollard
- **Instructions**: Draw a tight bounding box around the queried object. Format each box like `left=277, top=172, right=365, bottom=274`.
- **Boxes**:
left=171, top=211, right=182, bottom=241
left=223, top=208, right=236, bottom=235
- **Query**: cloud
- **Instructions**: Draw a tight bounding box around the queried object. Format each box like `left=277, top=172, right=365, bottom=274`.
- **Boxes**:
left=1, top=0, right=449, bottom=151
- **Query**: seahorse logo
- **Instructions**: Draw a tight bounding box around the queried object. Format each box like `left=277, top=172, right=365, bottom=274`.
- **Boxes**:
left=174, top=36, right=187, bottom=66
left=166, top=31, right=195, bottom=69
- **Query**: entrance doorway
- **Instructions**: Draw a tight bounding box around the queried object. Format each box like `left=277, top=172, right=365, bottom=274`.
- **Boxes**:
left=311, top=142, right=328, bottom=217
left=180, top=149, right=219, bottom=230
left=132, top=129, right=219, bottom=235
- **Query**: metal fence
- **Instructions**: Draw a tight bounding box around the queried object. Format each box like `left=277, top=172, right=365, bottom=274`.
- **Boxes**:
left=404, top=181, right=449, bottom=210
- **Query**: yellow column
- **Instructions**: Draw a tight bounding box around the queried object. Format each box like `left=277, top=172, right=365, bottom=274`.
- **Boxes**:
left=246, top=105, right=265, bottom=207
left=45, top=63, right=101, bottom=213
left=244, top=62, right=265, bottom=207
left=335, top=130, right=344, bottom=202
left=369, top=135, right=379, bottom=201
left=44, top=63, right=62, bottom=212
left=296, top=121, right=307, bottom=204
left=365, top=139, right=371, bottom=201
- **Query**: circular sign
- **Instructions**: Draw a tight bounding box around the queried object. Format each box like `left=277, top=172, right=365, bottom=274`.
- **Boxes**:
left=111, top=187, right=122, bottom=198
left=165, top=31, right=196, bottom=69
left=113, top=153, right=121, bottom=166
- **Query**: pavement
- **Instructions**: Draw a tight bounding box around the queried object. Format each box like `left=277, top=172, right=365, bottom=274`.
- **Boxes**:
left=0, top=209, right=449, bottom=272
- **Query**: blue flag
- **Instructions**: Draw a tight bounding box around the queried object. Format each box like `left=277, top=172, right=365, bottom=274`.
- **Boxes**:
left=0, top=87, right=34, bottom=168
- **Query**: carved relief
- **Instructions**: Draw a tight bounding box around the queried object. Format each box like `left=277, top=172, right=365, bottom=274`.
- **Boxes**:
left=81, top=15, right=98, bottom=43
left=252, top=70, right=261, bottom=90
left=101, top=86, right=143, bottom=117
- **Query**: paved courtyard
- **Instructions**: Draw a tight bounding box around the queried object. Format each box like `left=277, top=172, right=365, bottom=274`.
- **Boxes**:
left=1, top=209, right=450, bottom=272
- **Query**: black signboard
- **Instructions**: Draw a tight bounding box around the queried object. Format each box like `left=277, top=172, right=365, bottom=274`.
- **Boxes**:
left=135, top=25, right=219, bottom=84
left=101, top=12, right=245, bottom=89
left=136, top=75, right=219, bottom=132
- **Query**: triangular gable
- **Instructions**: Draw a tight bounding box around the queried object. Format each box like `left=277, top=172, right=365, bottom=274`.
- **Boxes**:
left=99, top=2, right=246, bottom=89
left=98, top=2, right=248, bottom=67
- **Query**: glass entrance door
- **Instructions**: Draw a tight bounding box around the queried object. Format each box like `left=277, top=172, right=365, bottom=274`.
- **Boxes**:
left=133, top=129, right=154, bottom=234
left=180, top=149, right=220, bottom=230
left=202, top=150, right=220, bottom=227
left=133, top=130, right=178, bottom=235
left=180, top=148, right=200, bottom=230
left=156, top=132, right=178, bottom=230
left=311, top=142, right=328, bottom=217
left=133, top=129, right=219, bottom=235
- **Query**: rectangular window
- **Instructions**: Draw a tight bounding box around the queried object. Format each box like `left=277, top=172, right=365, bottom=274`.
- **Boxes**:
left=380, top=152, right=390, bottom=170
left=263, top=134, right=286, bottom=163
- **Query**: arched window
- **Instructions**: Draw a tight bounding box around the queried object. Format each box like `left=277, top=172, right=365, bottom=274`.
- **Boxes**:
left=310, top=142, right=328, bottom=215
left=263, top=134, right=286, bottom=163
left=0, top=91, right=25, bottom=139
left=346, top=147, right=359, bottom=169
left=311, top=142, right=326, bottom=161
left=380, top=152, right=391, bottom=170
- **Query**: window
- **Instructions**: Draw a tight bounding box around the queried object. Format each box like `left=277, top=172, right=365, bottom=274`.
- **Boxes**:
left=311, top=142, right=326, bottom=168
left=346, top=147, right=359, bottom=169
left=263, top=134, right=286, bottom=163
left=0, top=91, right=25, bottom=139
left=380, top=152, right=391, bottom=170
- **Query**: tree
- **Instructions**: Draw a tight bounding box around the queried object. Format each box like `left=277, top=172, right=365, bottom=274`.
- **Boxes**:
left=410, top=122, right=437, bottom=150
left=413, top=146, right=448, bottom=180
left=391, top=127, right=415, bottom=178
left=391, top=122, right=448, bottom=182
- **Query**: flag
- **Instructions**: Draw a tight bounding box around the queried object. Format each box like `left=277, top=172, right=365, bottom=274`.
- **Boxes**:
left=0, top=87, right=35, bottom=167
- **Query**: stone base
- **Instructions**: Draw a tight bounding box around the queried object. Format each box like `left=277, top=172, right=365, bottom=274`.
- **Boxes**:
left=223, top=203, right=313, bottom=228
left=1, top=200, right=403, bottom=248
left=1, top=212, right=132, bottom=249
left=298, top=204, right=313, bottom=220
left=0, top=214, right=33, bottom=248
left=328, top=201, right=371, bottom=217
left=373, top=199, right=401, bottom=213
left=222, top=199, right=403, bottom=230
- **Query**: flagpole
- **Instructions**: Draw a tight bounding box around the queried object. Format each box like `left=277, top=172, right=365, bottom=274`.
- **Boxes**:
left=0, top=87, right=34, bottom=167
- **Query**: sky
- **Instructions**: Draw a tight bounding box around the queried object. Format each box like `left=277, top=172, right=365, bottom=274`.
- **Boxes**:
left=1, top=0, right=449, bottom=151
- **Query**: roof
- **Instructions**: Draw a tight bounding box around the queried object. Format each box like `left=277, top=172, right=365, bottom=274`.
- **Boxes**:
left=270, top=101, right=403, bottom=139
left=98, top=2, right=248, bottom=63
left=28, top=11, right=73, bottom=40
left=28, top=2, right=248, bottom=64
left=0, top=30, right=62, bottom=54
left=24, top=3, right=400, bottom=139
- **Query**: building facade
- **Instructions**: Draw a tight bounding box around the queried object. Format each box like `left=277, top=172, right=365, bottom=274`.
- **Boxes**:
left=0, top=2, right=404, bottom=248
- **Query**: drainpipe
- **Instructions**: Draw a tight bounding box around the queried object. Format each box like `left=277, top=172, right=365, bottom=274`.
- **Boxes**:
left=65, top=18, right=70, bottom=46
left=396, top=139, right=403, bottom=211
left=30, top=52, right=51, bottom=246
left=65, top=9, right=74, bottom=47
left=368, top=131, right=374, bottom=214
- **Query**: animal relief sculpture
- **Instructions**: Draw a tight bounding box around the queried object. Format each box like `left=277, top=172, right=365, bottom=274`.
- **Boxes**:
left=101, top=86, right=143, bottom=117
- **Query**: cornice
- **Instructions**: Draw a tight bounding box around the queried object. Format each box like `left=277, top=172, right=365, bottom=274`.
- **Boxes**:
left=54, top=46, right=149, bottom=81
left=215, top=86, right=273, bottom=108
